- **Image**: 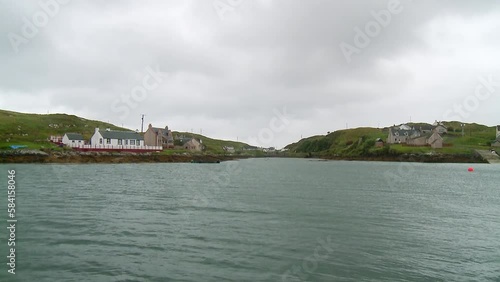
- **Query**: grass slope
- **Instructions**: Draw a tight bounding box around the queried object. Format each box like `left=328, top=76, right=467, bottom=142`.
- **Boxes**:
left=285, top=122, right=497, bottom=157
left=173, top=131, right=250, bottom=154
left=0, top=109, right=249, bottom=153
left=0, top=109, right=127, bottom=150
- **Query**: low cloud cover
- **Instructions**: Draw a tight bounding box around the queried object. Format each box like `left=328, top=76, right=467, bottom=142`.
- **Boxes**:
left=1, top=0, right=499, bottom=147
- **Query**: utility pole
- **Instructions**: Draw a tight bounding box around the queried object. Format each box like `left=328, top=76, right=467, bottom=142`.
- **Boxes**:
left=140, top=114, right=145, bottom=133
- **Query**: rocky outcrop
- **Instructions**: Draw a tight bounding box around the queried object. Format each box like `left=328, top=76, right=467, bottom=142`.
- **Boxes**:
left=0, top=150, right=236, bottom=163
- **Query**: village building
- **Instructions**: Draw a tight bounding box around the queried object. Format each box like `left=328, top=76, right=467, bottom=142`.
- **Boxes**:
left=183, top=138, right=203, bottom=151
left=432, top=120, right=448, bottom=134
left=386, top=128, right=421, bottom=144
left=90, top=128, right=144, bottom=147
left=62, top=133, right=85, bottom=148
left=374, top=138, right=384, bottom=147
left=49, top=135, right=63, bottom=144
left=407, top=131, right=443, bottom=148
left=143, top=124, right=174, bottom=149
left=427, top=132, right=443, bottom=148
left=492, top=125, right=500, bottom=147
left=222, top=146, right=235, bottom=153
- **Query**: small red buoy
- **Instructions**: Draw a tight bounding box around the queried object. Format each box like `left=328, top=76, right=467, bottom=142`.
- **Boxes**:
left=468, top=167, right=474, bottom=172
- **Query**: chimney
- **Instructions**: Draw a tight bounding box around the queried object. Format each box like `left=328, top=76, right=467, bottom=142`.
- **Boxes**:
left=95, top=128, right=99, bottom=133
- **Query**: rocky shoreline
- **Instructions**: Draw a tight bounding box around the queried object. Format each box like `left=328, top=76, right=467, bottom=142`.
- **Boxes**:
left=319, top=153, right=487, bottom=163
left=0, top=150, right=488, bottom=164
left=0, top=150, right=239, bottom=164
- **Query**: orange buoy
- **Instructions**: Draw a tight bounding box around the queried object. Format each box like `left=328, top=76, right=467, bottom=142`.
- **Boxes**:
left=468, top=167, right=474, bottom=172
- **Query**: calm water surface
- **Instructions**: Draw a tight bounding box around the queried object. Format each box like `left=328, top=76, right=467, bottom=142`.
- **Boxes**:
left=0, top=158, right=499, bottom=281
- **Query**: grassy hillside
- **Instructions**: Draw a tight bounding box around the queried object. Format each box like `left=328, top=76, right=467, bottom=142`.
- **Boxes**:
left=0, top=109, right=250, bottom=153
left=173, top=131, right=250, bottom=154
left=0, top=109, right=127, bottom=150
left=285, top=122, right=497, bottom=157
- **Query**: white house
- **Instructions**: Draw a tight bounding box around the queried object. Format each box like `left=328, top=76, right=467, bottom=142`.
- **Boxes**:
left=399, top=124, right=412, bottom=130
left=90, top=128, right=144, bottom=147
left=62, top=133, right=85, bottom=148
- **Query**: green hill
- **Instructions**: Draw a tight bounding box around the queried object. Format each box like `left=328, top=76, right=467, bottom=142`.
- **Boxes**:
left=0, top=109, right=249, bottom=153
left=0, top=109, right=127, bottom=150
left=173, top=132, right=250, bottom=154
left=285, top=122, right=497, bottom=157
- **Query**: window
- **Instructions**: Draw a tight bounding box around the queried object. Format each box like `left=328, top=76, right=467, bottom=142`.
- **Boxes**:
left=99, top=138, right=103, bottom=144
left=137, top=140, right=141, bottom=146
left=118, top=139, right=122, bottom=145
left=130, top=140, right=135, bottom=145
left=106, top=138, right=111, bottom=144
left=125, top=140, right=128, bottom=145
left=72, top=140, right=75, bottom=143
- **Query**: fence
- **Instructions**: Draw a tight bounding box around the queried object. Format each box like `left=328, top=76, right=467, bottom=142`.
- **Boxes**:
left=73, top=144, right=163, bottom=152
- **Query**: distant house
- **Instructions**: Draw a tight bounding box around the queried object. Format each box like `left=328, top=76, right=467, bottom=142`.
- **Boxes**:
left=433, top=124, right=448, bottom=134
left=387, top=128, right=420, bottom=144
left=427, top=132, right=443, bottom=149
left=407, top=135, right=427, bottom=146
left=90, top=128, right=144, bottom=147
left=144, top=124, right=174, bottom=149
left=62, top=133, right=85, bottom=148
left=407, top=132, right=443, bottom=148
left=222, top=146, right=235, bottom=153
left=419, top=125, right=433, bottom=134
left=399, top=124, right=412, bottom=130
left=432, top=120, right=448, bottom=134
left=374, top=138, right=384, bottom=147
left=183, top=138, right=203, bottom=151
left=49, top=135, right=63, bottom=144
left=492, top=126, right=500, bottom=147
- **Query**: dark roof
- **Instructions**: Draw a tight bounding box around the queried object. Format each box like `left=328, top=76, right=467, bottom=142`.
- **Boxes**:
left=151, top=127, right=172, bottom=139
left=65, top=133, right=84, bottom=140
left=100, top=130, right=143, bottom=140
left=389, top=128, right=419, bottom=136
left=419, top=125, right=433, bottom=131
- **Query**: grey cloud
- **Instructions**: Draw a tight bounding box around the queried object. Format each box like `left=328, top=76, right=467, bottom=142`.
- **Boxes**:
left=1, top=0, right=500, bottom=148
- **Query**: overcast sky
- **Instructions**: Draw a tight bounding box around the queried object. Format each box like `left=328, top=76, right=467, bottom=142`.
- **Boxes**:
left=1, top=0, right=499, bottom=148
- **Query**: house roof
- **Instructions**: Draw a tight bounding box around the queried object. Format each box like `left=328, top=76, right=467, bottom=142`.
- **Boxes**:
left=419, top=125, right=433, bottom=131
left=100, top=130, right=143, bottom=140
left=389, top=128, right=419, bottom=136
left=65, top=133, right=85, bottom=140
left=151, top=127, right=167, bottom=135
